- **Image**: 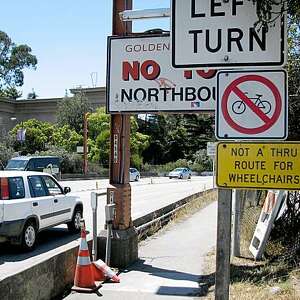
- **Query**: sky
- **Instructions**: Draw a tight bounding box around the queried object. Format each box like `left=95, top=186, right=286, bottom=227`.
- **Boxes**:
left=1, top=0, right=170, bottom=99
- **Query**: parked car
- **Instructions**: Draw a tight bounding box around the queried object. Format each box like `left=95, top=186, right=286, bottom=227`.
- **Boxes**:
left=168, top=168, right=192, bottom=179
left=0, top=171, right=83, bottom=251
left=129, top=168, right=140, bottom=181
left=5, top=156, right=61, bottom=180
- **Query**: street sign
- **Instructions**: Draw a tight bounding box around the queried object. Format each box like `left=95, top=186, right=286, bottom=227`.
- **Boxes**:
left=216, top=142, right=300, bottom=190
left=207, top=142, right=217, bottom=156
left=171, top=0, right=286, bottom=69
left=76, top=146, right=84, bottom=153
left=107, top=35, right=217, bottom=113
left=16, top=128, right=26, bottom=142
left=216, top=69, right=287, bottom=140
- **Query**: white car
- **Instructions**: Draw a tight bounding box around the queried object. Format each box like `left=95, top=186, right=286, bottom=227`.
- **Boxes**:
left=0, top=171, right=83, bottom=251
left=168, top=168, right=192, bottom=179
left=129, top=168, right=140, bottom=181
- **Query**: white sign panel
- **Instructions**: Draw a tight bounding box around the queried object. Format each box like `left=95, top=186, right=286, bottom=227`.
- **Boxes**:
left=249, top=190, right=287, bottom=260
left=216, top=69, right=287, bottom=140
left=207, top=142, right=217, bottom=156
left=171, top=0, right=286, bottom=69
left=107, top=35, right=217, bottom=113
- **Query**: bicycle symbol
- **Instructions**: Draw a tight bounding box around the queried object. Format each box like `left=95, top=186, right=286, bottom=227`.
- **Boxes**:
left=232, top=93, right=272, bottom=115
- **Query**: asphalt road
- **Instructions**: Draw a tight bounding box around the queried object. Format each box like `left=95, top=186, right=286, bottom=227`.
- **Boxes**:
left=0, top=176, right=213, bottom=281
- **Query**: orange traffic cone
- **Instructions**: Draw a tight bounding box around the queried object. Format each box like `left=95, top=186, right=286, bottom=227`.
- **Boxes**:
left=72, top=220, right=101, bottom=293
left=93, top=259, right=120, bottom=283
left=92, top=263, right=106, bottom=281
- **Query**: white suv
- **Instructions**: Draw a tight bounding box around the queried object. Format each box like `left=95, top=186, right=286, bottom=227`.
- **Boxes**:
left=0, top=171, right=83, bottom=251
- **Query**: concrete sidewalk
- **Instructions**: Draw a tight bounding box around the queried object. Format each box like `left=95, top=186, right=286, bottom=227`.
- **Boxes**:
left=66, top=201, right=217, bottom=300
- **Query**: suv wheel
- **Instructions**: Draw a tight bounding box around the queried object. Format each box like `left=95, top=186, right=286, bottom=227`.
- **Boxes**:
left=135, top=175, right=139, bottom=181
left=67, top=208, right=82, bottom=233
left=179, top=174, right=183, bottom=179
left=22, top=221, right=37, bottom=251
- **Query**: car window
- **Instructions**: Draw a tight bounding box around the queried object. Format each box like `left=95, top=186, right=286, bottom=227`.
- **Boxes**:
left=33, top=158, right=46, bottom=169
left=42, top=176, right=63, bottom=196
left=5, top=159, right=28, bottom=170
left=28, top=176, right=48, bottom=197
left=8, top=177, right=25, bottom=199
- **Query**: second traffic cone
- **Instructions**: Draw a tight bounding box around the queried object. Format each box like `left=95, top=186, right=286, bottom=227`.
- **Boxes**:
left=93, top=259, right=120, bottom=283
left=72, top=221, right=101, bottom=293
left=92, top=263, right=106, bottom=281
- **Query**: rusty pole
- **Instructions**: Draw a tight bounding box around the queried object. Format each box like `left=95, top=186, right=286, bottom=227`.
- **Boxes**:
left=109, top=0, right=133, bottom=230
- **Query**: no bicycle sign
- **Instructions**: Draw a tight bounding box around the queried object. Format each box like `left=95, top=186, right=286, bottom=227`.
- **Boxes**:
left=216, top=69, right=287, bottom=140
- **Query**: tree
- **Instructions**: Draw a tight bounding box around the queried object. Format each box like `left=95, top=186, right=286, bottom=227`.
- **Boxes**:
left=10, top=119, right=82, bottom=154
left=250, top=1, right=300, bottom=27
left=56, top=90, right=92, bottom=133
left=139, top=114, right=214, bottom=165
left=87, top=108, right=150, bottom=168
left=0, top=31, right=37, bottom=98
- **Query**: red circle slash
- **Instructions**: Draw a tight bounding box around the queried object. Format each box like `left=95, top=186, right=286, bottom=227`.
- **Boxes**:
left=221, top=75, right=282, bottom=134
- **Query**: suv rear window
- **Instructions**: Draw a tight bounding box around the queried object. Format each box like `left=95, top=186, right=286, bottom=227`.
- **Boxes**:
left=0, top=177, right=25, bottom=200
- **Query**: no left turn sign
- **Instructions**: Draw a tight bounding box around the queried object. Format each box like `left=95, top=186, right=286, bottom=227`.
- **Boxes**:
left=216, top=70, right=287, bottom=140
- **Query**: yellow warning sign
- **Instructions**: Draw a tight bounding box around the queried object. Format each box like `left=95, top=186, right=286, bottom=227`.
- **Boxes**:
left=217, top=142, right=300, bottom=190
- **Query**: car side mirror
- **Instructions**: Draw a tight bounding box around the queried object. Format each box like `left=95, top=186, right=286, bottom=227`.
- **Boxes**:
left=64, top=187, right=71, bottom=194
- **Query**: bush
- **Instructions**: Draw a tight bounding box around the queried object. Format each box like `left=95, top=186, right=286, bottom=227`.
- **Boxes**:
left=141, top=155, right=213, bottom=175
left=0, top=142, right=16, bottom=166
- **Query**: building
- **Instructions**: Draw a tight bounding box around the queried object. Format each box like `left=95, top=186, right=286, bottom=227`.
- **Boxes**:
left=0, top=87, right=106, bottom=138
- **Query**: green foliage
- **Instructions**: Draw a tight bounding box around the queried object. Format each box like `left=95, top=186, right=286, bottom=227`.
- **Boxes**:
left=87, top=107, right=110, bottom=166
left=0, top=31, right=37, bottom=98
left=0, top=86, right=22, bottom=99
left=87, top=109, right=150, bottom=169
left=139, top=114, right=214, bottom=165
left=249, top=1, right=300, bottom=28
left=10, top=119, right=82, bottom=154
left=0, top=142, right=15, bottom=166
left=56, top=90, right=92, bottom=133
left=286, top=16, right=300, bottom=139
left=130, top=117, right=150, bottom=169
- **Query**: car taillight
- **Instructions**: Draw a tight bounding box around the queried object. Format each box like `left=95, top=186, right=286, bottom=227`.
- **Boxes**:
left=0, top=178, right=9, bottom=200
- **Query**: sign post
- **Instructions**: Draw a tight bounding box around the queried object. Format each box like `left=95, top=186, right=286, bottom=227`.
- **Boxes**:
left=170, top=2, right=287, bottom=300
left=99, top=0, right=138, bottom=268
left=215, top=188, right=232, bottom=300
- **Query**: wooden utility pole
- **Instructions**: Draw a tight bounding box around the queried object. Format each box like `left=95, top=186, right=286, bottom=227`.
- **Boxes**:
left=109, top=0, right=132, bottom=230
left=99, top=0, right=137, bottom=268
left=215, top=188, right=232, bottom=300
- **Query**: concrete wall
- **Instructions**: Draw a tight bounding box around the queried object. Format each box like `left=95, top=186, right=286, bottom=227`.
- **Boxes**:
left=0, top=87, right=106, bottom=139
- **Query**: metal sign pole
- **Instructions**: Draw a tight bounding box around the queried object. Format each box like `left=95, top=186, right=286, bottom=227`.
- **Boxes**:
left=91, top=192, right=98, bottom=261
left=212, top=158, right=215, bottom=189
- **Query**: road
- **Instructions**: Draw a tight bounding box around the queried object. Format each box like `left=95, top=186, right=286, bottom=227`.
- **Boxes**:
left=0, top=176, right=213, bottom=281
